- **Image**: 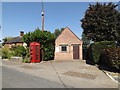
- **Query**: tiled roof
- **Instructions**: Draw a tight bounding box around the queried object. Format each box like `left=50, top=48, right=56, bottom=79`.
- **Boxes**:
left=55, top=27, right=83, bottom=43
left=5, top=36, right=22, bottom=44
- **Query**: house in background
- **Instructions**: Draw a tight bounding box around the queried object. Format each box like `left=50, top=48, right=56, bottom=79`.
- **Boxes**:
left=54, top=27, right=83, bottom=60
left=3, top=31, right=26, bottom=48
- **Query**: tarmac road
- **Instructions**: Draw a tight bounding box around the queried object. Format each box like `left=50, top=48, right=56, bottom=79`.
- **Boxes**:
left=2, top=66, right=65, bottom=88
left=1, top=59, right=119, bottom=89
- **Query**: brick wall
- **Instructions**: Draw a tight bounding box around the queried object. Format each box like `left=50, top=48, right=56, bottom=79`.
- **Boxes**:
left=54, top=27, right=83, bottom=60
left=3, top=43, right=23, bottom=49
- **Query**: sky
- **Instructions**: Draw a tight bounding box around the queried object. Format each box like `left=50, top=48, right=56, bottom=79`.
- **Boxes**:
left=2, top=2, right=119, bottom=40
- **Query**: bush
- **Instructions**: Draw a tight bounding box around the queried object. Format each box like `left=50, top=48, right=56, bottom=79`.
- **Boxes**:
left=87, top=41, right=116, bottom=64
left=22, top=47, right=31, bottom=63
left=100, top=48, right=120, bottom=70
left=0, top=48, right=2, bottom=57
left=0, top=44, right=2, bottom=48
left=2, top=48, right=12, bottom=59
left=43, top=43, right=55, bottom=60
left=10, top=46, right=27, bottom=58
left=22, top=28, right=56, bottom=61
left=83, top=48, right=88, bottom=60
left=23, top=56, right=30, bottom=63
left=86, top=46, right=94, bottom=64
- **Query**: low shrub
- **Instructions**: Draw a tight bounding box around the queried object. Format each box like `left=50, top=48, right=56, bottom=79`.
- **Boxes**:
left=23, top=56, right=30, bottom=63
left=87, top=41, right=116, bottom=64
left=2, top=48, right=13, bottom=59
left=0, top=48, right=2, bottom=57
left=22, top=47, right=30, bottom=63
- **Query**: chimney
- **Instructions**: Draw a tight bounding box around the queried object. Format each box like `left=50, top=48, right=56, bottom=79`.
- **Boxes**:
left=20, top=31, right=24, bottom=36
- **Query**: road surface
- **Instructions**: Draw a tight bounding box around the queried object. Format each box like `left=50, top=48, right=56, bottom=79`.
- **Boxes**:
left=2, top=66, right=65, bottom=88
left=1, top=59, right=119, bottom=88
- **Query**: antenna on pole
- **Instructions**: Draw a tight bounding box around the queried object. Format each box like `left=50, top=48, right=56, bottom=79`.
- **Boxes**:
left=41, top=0, right=43, bottom=9
left=41, top=0, right=44, bottom=32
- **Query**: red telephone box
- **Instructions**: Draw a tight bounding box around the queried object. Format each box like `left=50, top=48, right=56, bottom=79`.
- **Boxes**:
left=30, top=42, right=40, bottom=63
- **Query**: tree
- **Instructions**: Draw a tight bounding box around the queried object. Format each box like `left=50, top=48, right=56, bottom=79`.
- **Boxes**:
left=81, top=2, right=120, bottom=44
left=81, top=33, right=90, bottom=48
left=81, top=32, right=91, bottom=60
left=54, top=29, right=61, bottom=38
left=60, top=28, right=65, bottom=32
left=22, top=28, right=56, bottom=60
left=54, top=28, right=65, bottom=38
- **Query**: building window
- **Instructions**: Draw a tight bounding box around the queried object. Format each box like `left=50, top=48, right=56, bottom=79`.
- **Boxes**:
left=61, top=45, right=67, bottom=52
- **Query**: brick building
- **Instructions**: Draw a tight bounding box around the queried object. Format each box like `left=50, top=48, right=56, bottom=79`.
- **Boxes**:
left=3, top=31, right=25, bottom=48
left=54, top=27, right=83, bottom=60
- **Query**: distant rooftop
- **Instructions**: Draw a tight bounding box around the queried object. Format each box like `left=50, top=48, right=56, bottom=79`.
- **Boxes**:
left=5, top=36, right=22, bottom=44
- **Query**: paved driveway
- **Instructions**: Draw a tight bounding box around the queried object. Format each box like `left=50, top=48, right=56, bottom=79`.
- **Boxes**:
left=1, top=59, right=119, bottom=88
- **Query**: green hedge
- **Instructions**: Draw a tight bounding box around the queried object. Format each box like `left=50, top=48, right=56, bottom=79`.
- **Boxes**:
left=87, top=41, right=116, bottom=64
left=100, top=48, right=120, bottom=70
left=10, top=46, right=27, bottom=58
left=43, top=43, right=55, bottom=60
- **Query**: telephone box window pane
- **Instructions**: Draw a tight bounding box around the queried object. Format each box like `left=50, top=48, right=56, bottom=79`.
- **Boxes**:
left=36, top=46, right=39, bottom=60
left=36, top=47, right=38, bottom=53
left=36, top=55, right=38, bottom=60
left=61, top=46, right=67, bottom=52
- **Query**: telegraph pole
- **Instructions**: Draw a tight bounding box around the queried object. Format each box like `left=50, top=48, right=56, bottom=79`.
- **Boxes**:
left=41, top=1, right=44, bottom=61
left=41, top=2, right=44, bottom=32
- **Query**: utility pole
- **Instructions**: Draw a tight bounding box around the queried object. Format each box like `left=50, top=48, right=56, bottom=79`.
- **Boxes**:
left=41, top=1, right=44, bottom=61
left=41, top=2, right=44, bottom=32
